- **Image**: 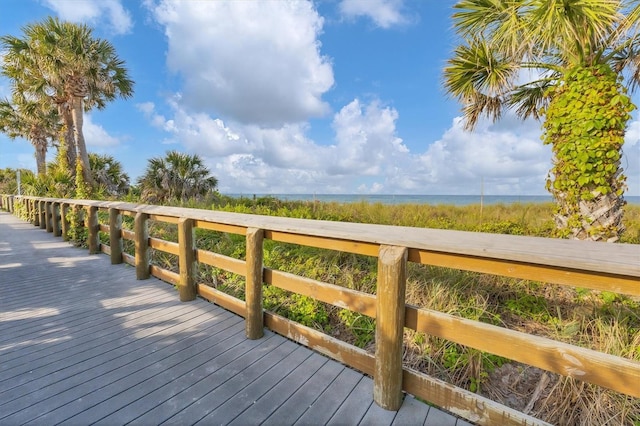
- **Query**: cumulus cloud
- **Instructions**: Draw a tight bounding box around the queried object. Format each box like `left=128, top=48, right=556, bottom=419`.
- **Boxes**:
left=338, top=0, right=409, bottom=28
left=146, top=0, right=334, bottom=126
left=329, top=99, right=408, bottom=176
left=83, top=115, right=121, bottom=147
left=139, top=92, right=557, bottom=195
left=408, top=116, right=551, bottom=194
left=41, top=0, right=133, bottom=34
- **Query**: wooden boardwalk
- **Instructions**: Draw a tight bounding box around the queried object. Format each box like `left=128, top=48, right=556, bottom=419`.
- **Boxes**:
left=0, top=211, right=470, bottom=426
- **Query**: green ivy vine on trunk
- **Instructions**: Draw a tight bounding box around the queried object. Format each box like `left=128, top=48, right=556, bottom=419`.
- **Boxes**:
left=542, top=65, right=635, bottom=242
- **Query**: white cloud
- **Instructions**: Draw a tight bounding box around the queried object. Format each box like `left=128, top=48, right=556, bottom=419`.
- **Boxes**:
left=407, top=116, right=551, bottom=194
left=146, top=0, right=334, bottom=126
left=41, top=0, right=133, bottom=34
left=83, top=115, right=121, bottom=147
left=329, top=99, right=408, bottom=176
left=140, top=93, right=558, bottom=195
left=338, top=0, right=408, bottom=28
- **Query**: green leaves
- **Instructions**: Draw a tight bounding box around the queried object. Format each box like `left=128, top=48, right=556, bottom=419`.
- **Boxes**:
left=543, top=65, right=631, bottom=240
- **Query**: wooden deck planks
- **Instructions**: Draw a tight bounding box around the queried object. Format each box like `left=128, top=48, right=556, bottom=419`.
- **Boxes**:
left=0, top=211, right=464, bottom=425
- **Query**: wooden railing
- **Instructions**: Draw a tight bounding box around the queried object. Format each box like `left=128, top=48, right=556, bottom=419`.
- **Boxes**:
left=2, top=194, right=639, bottom=426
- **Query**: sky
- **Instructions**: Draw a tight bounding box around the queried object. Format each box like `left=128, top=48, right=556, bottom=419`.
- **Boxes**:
left=0, top=0, right=638, bottom=196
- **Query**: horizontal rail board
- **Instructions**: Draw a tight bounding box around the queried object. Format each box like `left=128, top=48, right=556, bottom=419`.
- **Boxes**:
left=402, top=370, right=549, bottom=426
left=150, top=265, right=179, bottom=284
left=198, top=284, right=246, bottom=317
left=405, top=305, right=640, bottom=398
left=14, top=196, right=640, bottom=279
left=265, top=312, right=374, bottom=377
left=148, top=214, right=179, bottom=224
left=264, top=268, right=377, bottom=317
left=99, top=224, right=109, bottom=233
left=196, top=249, right=246, bottom=276
left=265, top=230, right=379, bottom=257
left=121, top=229, right=135, bottom=240
left=194, top=220, right=246, bottom=235
left=101, top=244, right=110, bottom=255
left=409, top=249, right=640, bottom=297
left=123, top=252, right=134, bottom=266
left=149, top=237, right=179, bottom=255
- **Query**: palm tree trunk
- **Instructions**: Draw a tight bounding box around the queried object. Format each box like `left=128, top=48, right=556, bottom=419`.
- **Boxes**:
left=57, top=102, right=76, bottom=171
left=33, top=137, right=47, bottom=176
left=70, top=96, right=94, bottom=185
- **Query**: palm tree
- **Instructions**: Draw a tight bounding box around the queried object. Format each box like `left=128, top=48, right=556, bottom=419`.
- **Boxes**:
left=89, top=153, right=130, bottom=197
left=1, top=17, right=134, bottom=184
left=0, top=96, right=59, bottom=175
left=137, top=151, right=218, bottom=204
left=443, top=1, right=640, bottom=242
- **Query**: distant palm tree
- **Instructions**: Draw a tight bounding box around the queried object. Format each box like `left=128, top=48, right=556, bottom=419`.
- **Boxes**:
left=138, top=151, right=218, bottom=203
left=444, top=1, right=640, bottom=241
left=1, top=17, right=134, bottom=184
left=89, top=153, right=130, bottom=197
left=0, top=96, right=59, bottom=175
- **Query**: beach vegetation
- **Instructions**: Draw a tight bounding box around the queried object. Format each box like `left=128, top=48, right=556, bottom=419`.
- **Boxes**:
left=137, top=150, right=219, bottom=204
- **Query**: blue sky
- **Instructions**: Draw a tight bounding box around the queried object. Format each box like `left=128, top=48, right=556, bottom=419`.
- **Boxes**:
left=1, top=0, right=639, bottom=196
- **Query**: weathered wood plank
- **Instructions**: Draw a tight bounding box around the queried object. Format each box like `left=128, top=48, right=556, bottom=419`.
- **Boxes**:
left=293, top=368, right=363, bottom=425
left=90, top=326, right=247, bottom=425
left=199, top=346, right=311, bottom=425
left=326, top=376, right=374, bottom=425
left=45, top=315, right=243, bottom=425
left=128, top=335, right=290, bottom=425
left=261, top=361, right=345, bottom=426
left=391, top=396, right=430, bottom=426
left=228, top=353, right=329, bottom=425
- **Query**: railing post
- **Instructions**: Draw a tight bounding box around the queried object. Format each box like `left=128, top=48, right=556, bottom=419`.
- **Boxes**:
left=25, top=198, right=31, bottom=223
left=87, top=205, right=99, bottom=254
left=32, top=199, right=39, bottom=226
left=109, top=208, right=123, bottom=264
left=60, top=203, right=69, bottom=240
left=245, top=227, right=264, bottom=339
left=8, top=195, right=13, bottom=213
left=178, top=217, right=197, bottom=301
left=51, top=202, right=61, bottom=237
left=45, top=202, right=53, bottom=232
left=135, top=212, right=150, bottom=280
left=374, top=245, right=408, bottom=411
left=39, top=200, right=46, bottom=229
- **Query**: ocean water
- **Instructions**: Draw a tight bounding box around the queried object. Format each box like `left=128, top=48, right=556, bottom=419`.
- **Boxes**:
left=227, top=194, right=640, bottom=206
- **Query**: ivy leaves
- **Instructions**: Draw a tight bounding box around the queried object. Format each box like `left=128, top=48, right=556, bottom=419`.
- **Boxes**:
left=542, top=65, right=634, bottom=239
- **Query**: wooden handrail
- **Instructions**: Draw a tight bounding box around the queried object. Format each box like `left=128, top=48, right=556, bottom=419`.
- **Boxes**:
left=3, top=194, right=639, bottom=426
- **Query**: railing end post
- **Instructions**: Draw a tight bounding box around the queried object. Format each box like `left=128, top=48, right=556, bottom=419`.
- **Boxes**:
left=374, top=245, right=408, bottom=411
